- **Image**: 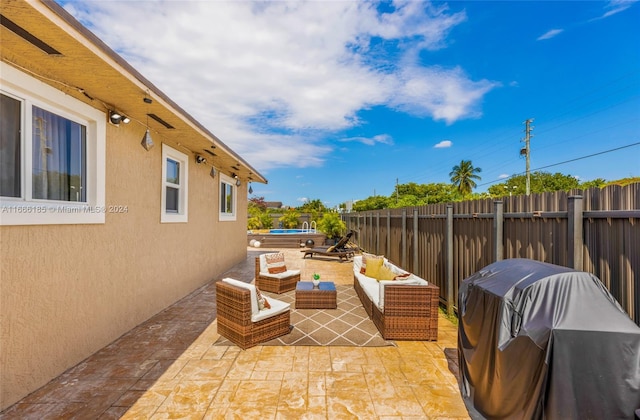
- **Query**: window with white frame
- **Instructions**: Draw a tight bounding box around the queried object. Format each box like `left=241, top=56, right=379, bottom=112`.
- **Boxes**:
left=161, top=143, right=188, bottom=223
left=0, top=63, right=105, bottom=225
left=219, top=173, right=236, bottom=221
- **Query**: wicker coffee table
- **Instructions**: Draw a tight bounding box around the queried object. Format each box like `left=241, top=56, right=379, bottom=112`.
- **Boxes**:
left=295, top=281, right=337, bottom=309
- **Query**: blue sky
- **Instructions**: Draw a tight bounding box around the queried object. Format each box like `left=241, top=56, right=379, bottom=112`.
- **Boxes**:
left=60, top=1, right=639, bottom=208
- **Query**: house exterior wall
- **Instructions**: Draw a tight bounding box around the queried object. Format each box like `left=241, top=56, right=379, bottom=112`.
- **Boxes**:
left=0, top=116, right=248, bottom=408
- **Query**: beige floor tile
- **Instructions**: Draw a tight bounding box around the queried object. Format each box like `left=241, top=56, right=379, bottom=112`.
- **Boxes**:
left=155, top=380, right=221, bottom=413
left=4, top=248, right=470, bottom=420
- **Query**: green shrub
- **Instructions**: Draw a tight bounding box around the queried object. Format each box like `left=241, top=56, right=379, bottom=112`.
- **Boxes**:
left=317, top=212, right=346, bottom=239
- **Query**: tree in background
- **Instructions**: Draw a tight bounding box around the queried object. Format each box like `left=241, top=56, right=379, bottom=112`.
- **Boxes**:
left=604, top=176, right=639, bottom=187
left=297, top=198, right=327, bottom=224
left=279, top=208, right=301, bottom=229
left=487, top=172, right=608, bottom=197
left=353, top=195, right=391, bottom=211
left=317, top=211, right=346, bottom=239
left=352, top=182, right=459, bottom=211
left=248, top=196, right=271, bottom=230
left=449, top=160, right=482, bottom=197
left=297, top=198, right=327, bottom=213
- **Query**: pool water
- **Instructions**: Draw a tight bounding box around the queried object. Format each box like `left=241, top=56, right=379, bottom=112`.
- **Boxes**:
left=269, top=229, right=316, bottom=234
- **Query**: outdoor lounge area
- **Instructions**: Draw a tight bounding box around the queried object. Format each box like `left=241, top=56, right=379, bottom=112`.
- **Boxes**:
left=0, top=248, right=467, bottom=419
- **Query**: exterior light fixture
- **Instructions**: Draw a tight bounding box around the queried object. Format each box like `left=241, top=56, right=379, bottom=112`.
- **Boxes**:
left=210, top=167, right=216, bottom=178
left=248, top=183, right=253, bottom=194
left=109, top=110, right=131, bottom=125
left=109, top=111, right=122, bottom=124
left=195, top=155, right=206, bottom=164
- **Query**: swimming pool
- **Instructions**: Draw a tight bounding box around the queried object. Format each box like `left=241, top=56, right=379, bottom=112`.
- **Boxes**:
left=269, top=229, right=317, bottom=234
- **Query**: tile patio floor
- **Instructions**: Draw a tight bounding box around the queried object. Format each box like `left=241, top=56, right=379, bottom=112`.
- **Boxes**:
left=1, top=248, right=470, bottom=419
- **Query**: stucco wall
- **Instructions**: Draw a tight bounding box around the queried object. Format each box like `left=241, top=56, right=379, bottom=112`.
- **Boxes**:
left=0, top=121, right=248, bottom=409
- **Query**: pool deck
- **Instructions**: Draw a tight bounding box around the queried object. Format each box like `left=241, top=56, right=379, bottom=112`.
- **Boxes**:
left=1, top=248, right=470, bottom=419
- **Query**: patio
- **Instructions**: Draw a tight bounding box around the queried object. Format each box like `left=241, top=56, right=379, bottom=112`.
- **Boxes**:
left=1, top=248, right=469, bottom=419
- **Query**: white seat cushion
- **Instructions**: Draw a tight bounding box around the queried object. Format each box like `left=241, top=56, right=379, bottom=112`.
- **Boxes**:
left=222, top=277, right=258, bottom=315
left=251, top=296, right=290, bottom=322
left=259, top=269, right=301, bottom=279
left=355, top=272, right=380, bottom=308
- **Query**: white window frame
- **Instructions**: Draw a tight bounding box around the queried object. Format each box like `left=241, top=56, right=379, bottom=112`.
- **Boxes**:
left=219, top=173, right=237, bottom=222
left=161, top=143, right=188, bottom=223
left=0, top=62, right=106, bottom=226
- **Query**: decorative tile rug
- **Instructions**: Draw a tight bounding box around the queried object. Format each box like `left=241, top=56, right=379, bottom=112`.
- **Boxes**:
left=214, top=285, right=395, bottom=347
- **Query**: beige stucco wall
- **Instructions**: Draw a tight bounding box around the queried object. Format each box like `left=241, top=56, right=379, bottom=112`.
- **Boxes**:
left=0, top=121, right=248, bottom=409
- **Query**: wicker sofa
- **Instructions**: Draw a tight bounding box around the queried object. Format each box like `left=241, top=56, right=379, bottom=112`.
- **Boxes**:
left=353, top=255, right=439, bottom=341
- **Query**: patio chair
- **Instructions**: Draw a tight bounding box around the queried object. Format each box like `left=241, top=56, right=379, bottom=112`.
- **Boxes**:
left=302, top=230, right=358, bottom=261
left=255, top=253, right=301, bottom=293
left=216, top=278, right=291, bottom=349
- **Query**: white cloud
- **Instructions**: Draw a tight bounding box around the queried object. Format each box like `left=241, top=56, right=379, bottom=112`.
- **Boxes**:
left=434, top=140, right=453, bottom=148
left=340, top=134, right=394, bottom=146
left=537, top=29, right=564, bottom=41
left=599, top=0, right=637, bottom=19
left=498, top=174, right=509, bottom=179
left=63, top=1, right=496, bottom=170
left=390, top=66, right=499, bottom=124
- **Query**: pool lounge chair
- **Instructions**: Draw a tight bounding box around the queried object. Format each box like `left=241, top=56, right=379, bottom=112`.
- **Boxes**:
left=302, top=230, right=358, bottom=261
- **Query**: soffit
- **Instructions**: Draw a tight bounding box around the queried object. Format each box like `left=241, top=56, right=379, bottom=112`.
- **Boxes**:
left=0, top=0, right=267, bottom=184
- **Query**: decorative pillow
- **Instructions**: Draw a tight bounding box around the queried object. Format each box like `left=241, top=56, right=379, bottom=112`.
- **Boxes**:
left=375, top=265, right=397, bottom=281
left=265, top=252, right=287, bottom=274
left=326, top=245, right=336, bottom=252
left=256, top=287, right=271, bottom=310
left=365, top=257, right=384, bottom=278
left=360, top=252, right=383, bottom=274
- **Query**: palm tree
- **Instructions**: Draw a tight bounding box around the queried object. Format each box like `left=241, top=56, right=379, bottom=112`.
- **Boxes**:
left=449, top=160, right=482, bottom=196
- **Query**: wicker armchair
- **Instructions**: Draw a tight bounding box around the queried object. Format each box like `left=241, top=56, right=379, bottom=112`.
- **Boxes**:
left=216, top=278, right=291, bottom=349
left=255, top=254, right=301, bottom=294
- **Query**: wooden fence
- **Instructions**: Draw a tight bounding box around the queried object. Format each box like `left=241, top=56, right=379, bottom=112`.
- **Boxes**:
left=343, top=183, right=640, bottom=325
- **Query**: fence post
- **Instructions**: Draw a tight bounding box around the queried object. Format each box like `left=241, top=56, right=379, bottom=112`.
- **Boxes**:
left=376, top=212, right=380, bottom=255
left=494, top=200, right=504, bottom=262
left=401, top=208, right=407, bottom=267
left=413, top=208, right=419, bottom=275
left=386, top=210, right=391, bottom=257
left=446, top=204, right=454, bottom=316
left=568, top=195, right=584, bottom=270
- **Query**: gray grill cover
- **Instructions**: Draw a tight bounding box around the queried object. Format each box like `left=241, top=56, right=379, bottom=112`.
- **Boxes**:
left=458, top=258, right=640, bottom=419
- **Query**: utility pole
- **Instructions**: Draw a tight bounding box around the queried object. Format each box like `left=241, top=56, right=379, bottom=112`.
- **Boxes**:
left=395, top=178, right=399, bottom=204
left=521, top=118, right=534, bottom=196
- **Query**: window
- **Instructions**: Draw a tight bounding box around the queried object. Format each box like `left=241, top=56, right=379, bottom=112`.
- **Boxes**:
left=0, top=63, right=105, bottom=225
left=31, top=106, right=87, bottom=202
left=0, top=93, right=21, bottom=198
left=161, top=144, right=188, bottom=223
left=219, top=173, right=236, bottom=221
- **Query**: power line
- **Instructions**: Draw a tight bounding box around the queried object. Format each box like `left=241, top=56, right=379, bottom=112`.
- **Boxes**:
left=476, top=141, right=640, bottom=188
left=531, top=142, right=640, bottom=172
left=397, top=70, right=640, bottom=185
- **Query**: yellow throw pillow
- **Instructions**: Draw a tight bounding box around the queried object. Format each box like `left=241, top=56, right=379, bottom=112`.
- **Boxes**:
left=375, top=265, right=397, bottom=281
left=361, top=252, right=383, bottom=274
left=327, top=245, right=336, bottom=252
left=365, top=257, right=384, bottom=279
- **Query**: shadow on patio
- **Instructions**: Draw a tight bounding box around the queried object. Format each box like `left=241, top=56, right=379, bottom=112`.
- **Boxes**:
left=0, top=248, right=470, bottom=419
